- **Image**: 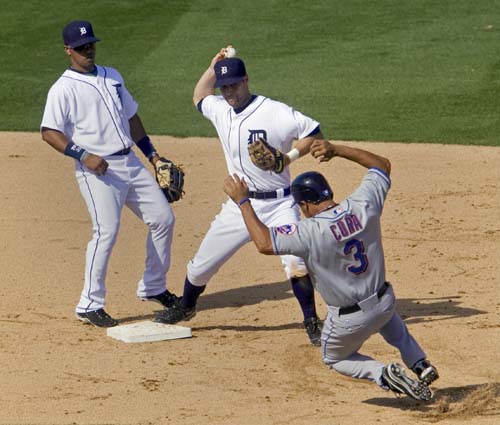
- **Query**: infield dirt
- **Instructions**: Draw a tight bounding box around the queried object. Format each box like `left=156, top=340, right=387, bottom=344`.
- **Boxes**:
left=0, top=132, right=499, bottom=425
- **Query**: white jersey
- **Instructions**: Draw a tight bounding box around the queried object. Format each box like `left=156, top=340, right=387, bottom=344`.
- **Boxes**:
left=187, top=94, right=320, bottom=286
left=40, top=63, right=175, bottom=314
left=41, top=65, right=137, bottom=156
left=271, top=168, right=391, bottom=307
left=200, top=94, right=319, bottom=191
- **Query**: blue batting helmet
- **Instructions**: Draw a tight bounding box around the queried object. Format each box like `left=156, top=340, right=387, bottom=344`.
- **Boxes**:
left=291, top=171, right=333, bottom=204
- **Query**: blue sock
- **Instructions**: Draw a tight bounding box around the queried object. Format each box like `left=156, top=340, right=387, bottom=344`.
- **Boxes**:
left=180, top=278, right=206, bottom=308
left=290, top=275, right=317, bottom=320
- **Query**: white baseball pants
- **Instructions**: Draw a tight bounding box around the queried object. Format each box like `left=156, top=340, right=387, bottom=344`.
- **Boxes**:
left=187, top=197, right=308, bottom=286
left=74, top=151, right=175, bottom=313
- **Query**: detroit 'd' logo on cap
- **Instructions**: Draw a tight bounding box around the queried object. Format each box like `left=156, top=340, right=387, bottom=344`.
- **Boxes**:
left=276, top=224, right=297, bottom=235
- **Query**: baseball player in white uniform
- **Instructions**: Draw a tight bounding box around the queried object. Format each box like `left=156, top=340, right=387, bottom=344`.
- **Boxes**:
left=155, top=48, right=323, bottom=345
left=40, top=20, right=178, bottom=327
left=222, top=140, right=439, bottom=401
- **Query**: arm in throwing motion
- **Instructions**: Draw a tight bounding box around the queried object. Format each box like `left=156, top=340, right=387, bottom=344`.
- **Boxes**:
left=193, top=48, right=227, bottom=106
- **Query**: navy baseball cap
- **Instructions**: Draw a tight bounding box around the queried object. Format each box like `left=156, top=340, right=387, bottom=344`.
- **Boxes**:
left=62, top=20, right=100, bottom=48
left=214, top=58, right=247, bottom=88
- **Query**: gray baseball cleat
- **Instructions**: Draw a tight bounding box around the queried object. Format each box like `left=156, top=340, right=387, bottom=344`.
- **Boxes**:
left=154, top=298, right=196, bottom=324
left=382, top=362, right=432, bottom=401
left=76, top=308, right=118, bottom=328
left=303, top=316, right=322, bottom=346
left=412, top=359, right=439, bottom=385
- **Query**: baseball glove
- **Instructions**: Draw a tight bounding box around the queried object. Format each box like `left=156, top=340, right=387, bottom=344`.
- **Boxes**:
left=248, top=138, right=285, bottom=173
left=154, top=157, right=185, bottom=203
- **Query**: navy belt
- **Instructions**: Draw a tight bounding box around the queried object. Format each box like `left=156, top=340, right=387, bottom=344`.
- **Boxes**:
left=339, top=282, right=390, bottom=315
left=247, top=187, right=291, bottom=199
left=110, top=147, right=131, bottom=156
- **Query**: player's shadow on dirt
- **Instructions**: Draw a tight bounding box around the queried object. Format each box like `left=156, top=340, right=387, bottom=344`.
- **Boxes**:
left=197, top=281, right=484, bottom=330
left=198, top=280, right=293, bottom=312
left=118, top=282, right=486, bottom=327
left=199, top=281, right=485, bottom=321
left=395, top=295, right=486, bottom=324
left=363, top=382, right=500, bottom=415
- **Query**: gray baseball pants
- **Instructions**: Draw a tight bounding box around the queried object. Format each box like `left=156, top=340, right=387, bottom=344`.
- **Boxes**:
left=321, top=284, right=426, bottom=387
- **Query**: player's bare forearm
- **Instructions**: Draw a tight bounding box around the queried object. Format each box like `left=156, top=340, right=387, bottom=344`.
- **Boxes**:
left=41, top=127, right=108, bottom=175
left=193, top=68, right=216, bottom=105
left=129, top=114, right=162, bottom=165
left=334, top=144, right=391, bottom=175
left=41, top=127, right=70, bottom=154
left=129, top=114, right=147, bottom=142
left=296, top=132, right=323, bottom=155
left=223, top=174, right=274, bottom=254
left=311, top=140, right=391, bottom=175
left=193, top=48, right=227, bottom=105
left=284, top=132, right=324, bottom=166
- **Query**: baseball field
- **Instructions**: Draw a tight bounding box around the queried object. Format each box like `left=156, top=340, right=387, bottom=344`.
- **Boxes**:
left=1, top=1, right=499, bottom=425
left=1, top=134, right=499, bottom=425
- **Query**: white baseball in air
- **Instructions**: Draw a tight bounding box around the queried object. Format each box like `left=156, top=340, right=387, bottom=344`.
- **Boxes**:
left=225, top=46, right=237, bottom=58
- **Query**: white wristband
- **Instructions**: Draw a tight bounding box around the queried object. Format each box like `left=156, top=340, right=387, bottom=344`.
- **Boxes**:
left=79, top=151, right=90, bottom=163
left=286, top=148, right=300, bottom=163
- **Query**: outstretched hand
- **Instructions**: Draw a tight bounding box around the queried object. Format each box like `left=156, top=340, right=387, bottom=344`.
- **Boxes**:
left=310, top=139, right=337, bottom=163
left=223, top=174, right=249, bottom=204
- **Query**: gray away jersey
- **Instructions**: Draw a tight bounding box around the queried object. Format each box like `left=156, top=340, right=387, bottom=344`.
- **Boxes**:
left=271, top=168, right=391, bottom=308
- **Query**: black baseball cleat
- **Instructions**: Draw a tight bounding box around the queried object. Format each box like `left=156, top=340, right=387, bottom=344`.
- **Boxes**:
left=140, top=289, right=178, bottom=308
left=382, top=362, right=432, bottom=401
left=153, top=298, right=196, bottom=324
left=303, top=316, right=322, bottom=346
left=412, top=359, right=439, bottom=385
left=76, top=309, right=118, bottom=328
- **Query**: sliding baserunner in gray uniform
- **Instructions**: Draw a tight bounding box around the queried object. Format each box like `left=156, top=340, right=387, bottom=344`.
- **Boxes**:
left=222, top=140, right=439, bottom=401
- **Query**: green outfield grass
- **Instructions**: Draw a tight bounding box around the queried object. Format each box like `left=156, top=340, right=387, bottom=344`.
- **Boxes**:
left=1, top=0, right=498, bottom=145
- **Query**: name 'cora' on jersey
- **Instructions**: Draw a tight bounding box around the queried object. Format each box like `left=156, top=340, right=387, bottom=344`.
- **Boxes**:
left=330, top=213, right=363, bottom=240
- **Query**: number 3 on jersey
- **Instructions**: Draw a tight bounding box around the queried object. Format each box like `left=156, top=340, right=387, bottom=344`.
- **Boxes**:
left=343, top=239, right=368, bottom=274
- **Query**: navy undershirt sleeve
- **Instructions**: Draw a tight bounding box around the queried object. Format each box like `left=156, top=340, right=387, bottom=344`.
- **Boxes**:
left=197, top=99, right=204, bottom=113
left=305, top=125, right=321, bottom=138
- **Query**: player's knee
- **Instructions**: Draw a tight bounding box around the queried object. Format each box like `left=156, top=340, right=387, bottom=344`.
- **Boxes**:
left=162, top=212, right=175, bottom=229
left=321, top=343, right=349, bottom=367
left=327, top=361, right=353, bottom=380
left=322, top=354, right=343, bottom=371
left=93, top=221, right=120, bottom=242
left=149, top=210, right=175, bottom=231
